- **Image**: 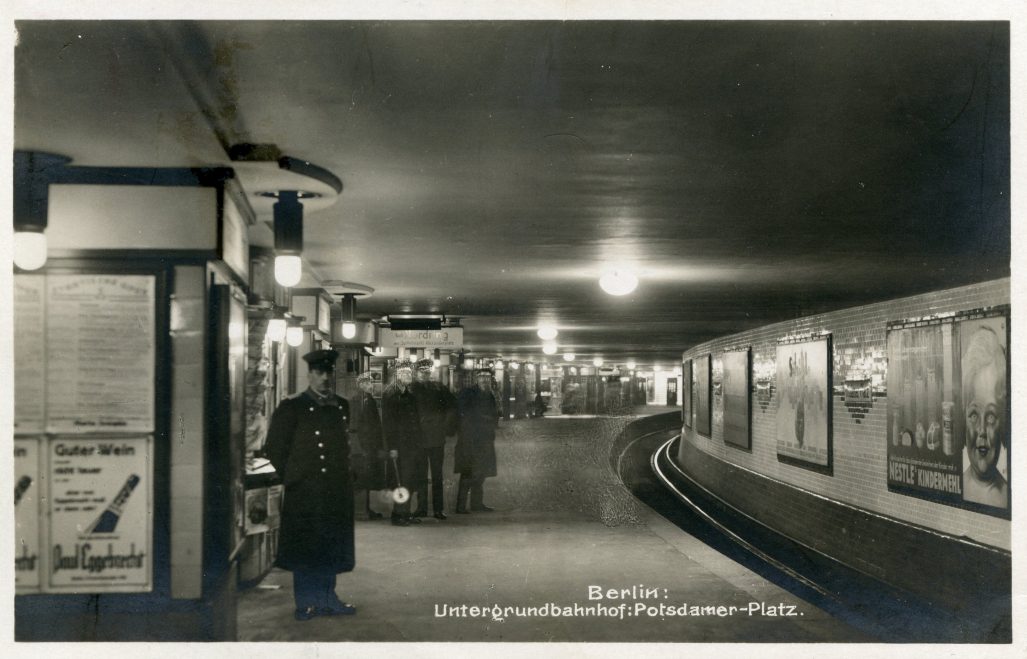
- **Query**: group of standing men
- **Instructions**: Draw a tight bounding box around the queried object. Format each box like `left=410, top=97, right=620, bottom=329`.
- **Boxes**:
left=265, top=349, right=501, bottom=620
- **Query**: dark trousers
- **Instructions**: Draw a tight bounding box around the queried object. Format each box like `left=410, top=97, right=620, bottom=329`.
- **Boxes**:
left=456, top=474, right=485, bottom=511
left=415, top=446, right=446, bottom=513
left=293, top=570, right=338, bottom=610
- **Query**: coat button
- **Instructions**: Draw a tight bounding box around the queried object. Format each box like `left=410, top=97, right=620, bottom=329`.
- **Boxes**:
left=320, top=455, right=325, bottom=460
left=309, top=407, right=315, bottom=412
left=318, top=442, right=324, bottom=448
left=321, top=468, right=327, bottom=473
left=315, top=430, right=321, bottom=435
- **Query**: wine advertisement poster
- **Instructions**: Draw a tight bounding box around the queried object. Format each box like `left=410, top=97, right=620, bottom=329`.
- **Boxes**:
left=15, top=438, right=42, bottom=592
left=722, top=349, right=751, bottom=450
left=47, top=436, right=153, bottom=592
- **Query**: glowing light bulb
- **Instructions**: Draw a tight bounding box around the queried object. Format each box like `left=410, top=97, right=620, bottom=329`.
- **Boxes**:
left=433, top=358, right=442, bottom=368
left=274, top=255, right=302, bottom=287
left=543, top=342, right=558, bottom=355
left=341, top=321, right=357, bottom=339
left=286, top=326, right=304, bottom=347
left=266, top=318, right=287, bottom=342
left=626, top=360, right=637, bottom=370
left=464, top=359, right=474, bottom=369
left=592, top=357, right=603, bottom=367
left=599, top=268, right=638, bottom=296
left=537, top=325, right=558, bottom=341
left=13, top=231, right=47, bottom=270
left=563, top=353, right=575, bottom=362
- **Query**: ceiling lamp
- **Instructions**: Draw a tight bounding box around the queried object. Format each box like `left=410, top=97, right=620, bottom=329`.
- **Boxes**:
left=563, top=353, right=575, bottom=362
left=537, top=325, right=558, bottom=341
left=543, top=342, right=558, bottom=355
left=626, top=360, right=637, bottom=370
left=340, top=293, right=358, bottom=339
left=270, top=190, right=310, bottom=287
left=592, top=357, right=603, bottom=367
left=266, top=317, right=287, bottom=343
left=13, top=151, right=70, bottom=271
left=285, top=316, right=305, bottom=347
left=599, top=267, right=639, bottom=296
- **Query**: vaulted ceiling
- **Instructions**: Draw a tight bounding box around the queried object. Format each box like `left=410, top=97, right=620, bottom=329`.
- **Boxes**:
left=14, top=20, right=1010, bottom=367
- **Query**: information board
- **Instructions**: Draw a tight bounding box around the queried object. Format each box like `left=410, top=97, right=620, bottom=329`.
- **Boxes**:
left=45, top=275, right=155, bottom=434
left=14, top=276, right=47, bottom=433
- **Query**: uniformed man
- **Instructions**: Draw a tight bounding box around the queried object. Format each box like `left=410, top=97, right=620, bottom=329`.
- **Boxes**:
left=454, top=368, right=500, bottom=513
left=380, top=360, right=426, bottom=526
left=351, top=372, right=386, bottom=519
left=411, top=358, right=458, bottom=520
left=265, top=349, right=356, bottom=621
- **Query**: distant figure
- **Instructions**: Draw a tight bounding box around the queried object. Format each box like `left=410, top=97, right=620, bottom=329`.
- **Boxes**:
left=411, top=359, right=458, bottom=520
left=961, top=324, right=1008, bottom=509
left=454, top=368, right=500, bottom=513
left=381, top=360, right=427, bottom=526
left=351, top=372, right=386, bottom=520
left=534, top=392, right=546, bottom=418
left=265, top=349, right=356, bottom=621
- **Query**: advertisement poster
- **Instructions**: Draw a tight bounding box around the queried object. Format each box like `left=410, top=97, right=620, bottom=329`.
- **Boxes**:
left=695, top=354, right=712, bottom=437
left=958, top=316, right=1009, bottom=511
left=47, top=436, right=153, bottom=592
left=15, top=438, right=43, bottom=592
left=14, top=275, right=47, bottom=433
left=776, top=338, right=831, bottom=469
left=886, top=321, right=961, bottom=504
left=45, top=275, right=156, bottom=434
left=722, top=350, right=751, bottom=450
left=682, top=359, right=693, bottom=428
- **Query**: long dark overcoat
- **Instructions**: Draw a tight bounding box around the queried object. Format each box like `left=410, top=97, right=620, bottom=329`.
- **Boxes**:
left=454, top=386, right=499, bottom=478
left=380, top=384, right=427, bottom=489
left=265, top=390, right=355, bottom=574
left=411, top=380, right=458, bottom=448
left=351, top=391, right=387, bottom=490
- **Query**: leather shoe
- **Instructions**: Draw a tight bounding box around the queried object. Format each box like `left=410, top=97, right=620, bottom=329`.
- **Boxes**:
left=471, top=505, right=495, bottom=512
left=320, top=601, right=357, bottom=616
left=412, top=510, right=428, bottom=518
left=294, top=606, right=319, bottom=621
left=391, top=515, right=410, bottom=526
left=433, top=511, right=448, bottom=520
left=407, top=515, right=422, bottom=524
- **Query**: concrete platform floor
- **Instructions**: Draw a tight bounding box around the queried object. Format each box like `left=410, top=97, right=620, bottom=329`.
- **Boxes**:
left=237, top=409, right=870, bottom=643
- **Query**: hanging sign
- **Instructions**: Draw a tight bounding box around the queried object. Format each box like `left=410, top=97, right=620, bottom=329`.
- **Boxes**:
left=379, top=327, right=463, bottom=349
left=14, top=275, right=47, bottom=433
left=47, top=436, right=153, bottom=592
left=15, top=438, right=43, bottom=592
left=45, top=275, right=155, bottom=434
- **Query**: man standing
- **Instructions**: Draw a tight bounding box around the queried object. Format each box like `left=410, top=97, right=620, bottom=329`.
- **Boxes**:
left=411, top=358, right=458, bottom=520
left=454, top=368, right=500, bottom=514
left=265, top=349, right=356, bottom=621
left=351, top=372, right=386, bottom=520
left=381, top=360, right=426, bottom=526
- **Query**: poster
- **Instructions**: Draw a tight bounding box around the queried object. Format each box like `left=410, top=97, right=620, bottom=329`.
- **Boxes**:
left=695, top=354, right=712, bottom=437
left=682, top=359, right=692, bottom=428
left=886, top=320, right=961, bottom=504
left=776, top=338, right=831, bottom=469
left=47, top=436, right=153, bottom=592
left=958, top=316, right=1009, bottom=511
left=45, top=275, right=156, bottom=434
left=722, top=350, right=751, bottom=450
left=14, top=275, right=47, bottom=433
left=15, top=438, right=43, bottom=592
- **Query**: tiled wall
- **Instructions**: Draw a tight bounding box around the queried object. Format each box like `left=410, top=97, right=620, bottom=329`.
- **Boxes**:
left=677, top=278, right=1010, bottom=551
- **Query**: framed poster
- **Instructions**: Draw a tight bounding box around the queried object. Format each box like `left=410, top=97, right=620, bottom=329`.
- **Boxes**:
left=776, top=336, right=832, bottom=471
left=47, top=436, right=154, bottom=592
left=887, top=309, right=1010, bottom=517
left=15, top=438, right=43, bottom=592
left=682, top=359, right=693, bottom=428
left=45, top=275, right=156, bottom=434
left=14, top=275, right=47, bottom=434
left=695, top=354, right=712, bottom=437
left=722, top=349, right=751, bottom=450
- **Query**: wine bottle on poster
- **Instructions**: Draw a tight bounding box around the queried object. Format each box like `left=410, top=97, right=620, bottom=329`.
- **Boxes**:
left=86, top=474, right=141, bottom=534
left=14, top=476, right=32, bottom=506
